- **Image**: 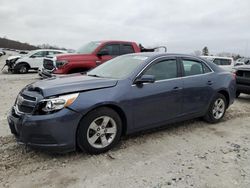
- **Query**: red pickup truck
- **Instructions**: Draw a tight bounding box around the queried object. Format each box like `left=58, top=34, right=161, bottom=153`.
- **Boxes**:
left=39, top=40, right=166, bottom=78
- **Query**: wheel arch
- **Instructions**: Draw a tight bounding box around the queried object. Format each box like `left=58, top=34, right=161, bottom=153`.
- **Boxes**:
left=217, top=89, right=230, bottom=108
left=76, top=103, right=128, bottom=140
left=15, top=61, right=31, bottom=69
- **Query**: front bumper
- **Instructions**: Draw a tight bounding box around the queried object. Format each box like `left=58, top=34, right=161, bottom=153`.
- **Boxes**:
left=38, top=68, right=55, bottom=79
left=7, top=107, right=82, bottom=153
left=237, top=84, right=250, bottom=94
left=236, top=76, right=250, bottom=94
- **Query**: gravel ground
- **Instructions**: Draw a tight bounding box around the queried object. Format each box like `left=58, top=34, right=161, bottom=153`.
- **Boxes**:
left=0, top=52, right=250, bottom=188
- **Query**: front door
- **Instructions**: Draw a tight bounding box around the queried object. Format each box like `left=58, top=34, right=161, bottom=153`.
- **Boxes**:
left=97, top=44, right=120, bottom=65
left=130, top=58, right=183, bottom=130
left=29, top=51, right=47, bottom=69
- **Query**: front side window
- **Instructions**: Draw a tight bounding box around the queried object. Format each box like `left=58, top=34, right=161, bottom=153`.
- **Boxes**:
left=31, top=51, right=47, bottom=58
left=100, top=44, right=120, bottom=56
left=144, top=59, right=177, bottom=81
left=182, top=59, right=211, bottom=76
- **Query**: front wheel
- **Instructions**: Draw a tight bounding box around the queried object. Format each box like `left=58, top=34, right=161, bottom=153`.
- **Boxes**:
left=204, top=93, right=227, bottom=123
left=14, top=63, right=29, bottom=74
left=77, top=107, right=122, bottom=154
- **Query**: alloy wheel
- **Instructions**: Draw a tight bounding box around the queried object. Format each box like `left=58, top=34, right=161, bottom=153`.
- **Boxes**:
left=212, top=98, right=225, bottom=119
left=87, top=116, right=117, bottom=149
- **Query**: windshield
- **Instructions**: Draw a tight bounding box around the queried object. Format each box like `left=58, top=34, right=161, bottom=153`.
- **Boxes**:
left=87, top=55, right=148, bottom=79
left=77, top=41, right=101, bottom=54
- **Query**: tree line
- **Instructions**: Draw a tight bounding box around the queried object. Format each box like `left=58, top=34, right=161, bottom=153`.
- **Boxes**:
left=0, top=37, right=67, bottom=51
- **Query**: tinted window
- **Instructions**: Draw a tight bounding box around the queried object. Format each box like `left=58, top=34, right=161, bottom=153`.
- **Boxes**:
left=101, top=44, right=120, bottom=56
left=213, top=58, right=231, bottom=65
left=182, top=60, right=204, bottom=76
left=31, top=51, right=47, bottom=57
left=47, top=51, right=63, bottom=55
left=121, top=44, right=135, bottom=54
left=144, top=59, right=177, bottom=81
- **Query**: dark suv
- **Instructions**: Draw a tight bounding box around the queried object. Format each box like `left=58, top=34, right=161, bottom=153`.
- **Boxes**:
left=234, top=65, right=250, bottom=97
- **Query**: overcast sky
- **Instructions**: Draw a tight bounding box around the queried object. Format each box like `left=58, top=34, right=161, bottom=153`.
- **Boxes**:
left=0, top=0, right=250, bottom=56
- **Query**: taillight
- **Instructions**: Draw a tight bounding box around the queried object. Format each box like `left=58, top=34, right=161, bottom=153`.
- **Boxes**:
left=232, top=72, right=236, bottom=79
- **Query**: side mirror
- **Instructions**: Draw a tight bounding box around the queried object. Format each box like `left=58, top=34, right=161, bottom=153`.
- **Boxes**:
left=97, top=49, right=109, bottom=56
left=135, top=75, right=155, bottom=85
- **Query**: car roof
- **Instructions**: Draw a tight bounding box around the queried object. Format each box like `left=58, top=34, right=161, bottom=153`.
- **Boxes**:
left=31, top=49, right=66, bottom=53
left=126, top=52, right=205, bottom=59
left=124, top=52, right=224, bottom=72
left=200, top=55, right=233, bottom=60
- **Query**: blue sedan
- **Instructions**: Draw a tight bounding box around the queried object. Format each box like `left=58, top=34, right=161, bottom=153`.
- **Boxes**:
left=8, top=53, right=236, bottom=154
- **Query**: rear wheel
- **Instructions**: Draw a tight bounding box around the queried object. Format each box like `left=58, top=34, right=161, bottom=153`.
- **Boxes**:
left=204, top=93, right=227, bottom=123
left=77, top=107, right=122, bottom=154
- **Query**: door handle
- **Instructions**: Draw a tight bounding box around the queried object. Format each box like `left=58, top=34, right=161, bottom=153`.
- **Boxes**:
left=172, top=86, right=182, bottom=91
left=207, top=80, right=213, bottom=85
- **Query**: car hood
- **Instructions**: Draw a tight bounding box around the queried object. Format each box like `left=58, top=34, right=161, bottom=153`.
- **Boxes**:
left=234, top=65, right=250, bottom=70
left=28, top=74, right=118, bottom=97
left=7, top=55, right=21, bottom=60
left=56, top=53, right=96, bottom=61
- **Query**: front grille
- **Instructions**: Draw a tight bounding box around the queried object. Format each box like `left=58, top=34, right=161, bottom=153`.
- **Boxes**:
left=43, top=59, right=55, bottom=70
left=21, top=93, right=37, bottom=101
left=15, top=90, right=43, bottom=115
left=18, top=105, right=34, bottom=113
left=236, top=70, right=250, bottom=78
left=243, top=71, right=250, bottom=78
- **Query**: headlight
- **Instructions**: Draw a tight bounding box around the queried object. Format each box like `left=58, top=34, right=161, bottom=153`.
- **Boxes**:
left=56, top=60, right=68, bottom=68
left=41, top=93, right=79, bottom=112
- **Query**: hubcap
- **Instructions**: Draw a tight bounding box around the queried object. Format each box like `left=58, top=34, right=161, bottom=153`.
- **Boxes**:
left=212, top=98, right=225, bottom=119
left=20, top=66, right=27, bottom=73
left=87, top=116, right=117, bottom=149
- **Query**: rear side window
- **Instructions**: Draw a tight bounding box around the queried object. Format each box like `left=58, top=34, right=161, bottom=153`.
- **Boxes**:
left=182, top=59, right=211, bottom=76
left=121, top=44, right=135, bottom=55
left=144, top=59, right=177, bottom=81
left=101, top=44, right=120, bottom=56
left=47, top=51, right=63, bottom=55
left=213, top=58, right=231, bottom=65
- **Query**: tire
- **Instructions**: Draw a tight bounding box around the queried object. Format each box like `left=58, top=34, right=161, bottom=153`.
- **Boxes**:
left=236, top=91, right=241, bottom=98
left=77, top=107, right=122, bottom=154
left=15, top=63, right=29, bottom=74
left=204, top=93, right=227, bottom=123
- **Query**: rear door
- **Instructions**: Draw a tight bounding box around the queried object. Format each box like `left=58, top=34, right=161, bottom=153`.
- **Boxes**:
left=131, top=57, right=183, bottom=129
left=180, top=57, right=214, bottom=115
left=120, top=43, right=135, bottom=55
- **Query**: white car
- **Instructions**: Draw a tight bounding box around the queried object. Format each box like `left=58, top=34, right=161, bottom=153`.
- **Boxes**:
left=7, top=49, right=67, bottom=73
left=235, top=57, right=250, bottom=66
left=200, top=56, right=234, bottom=72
